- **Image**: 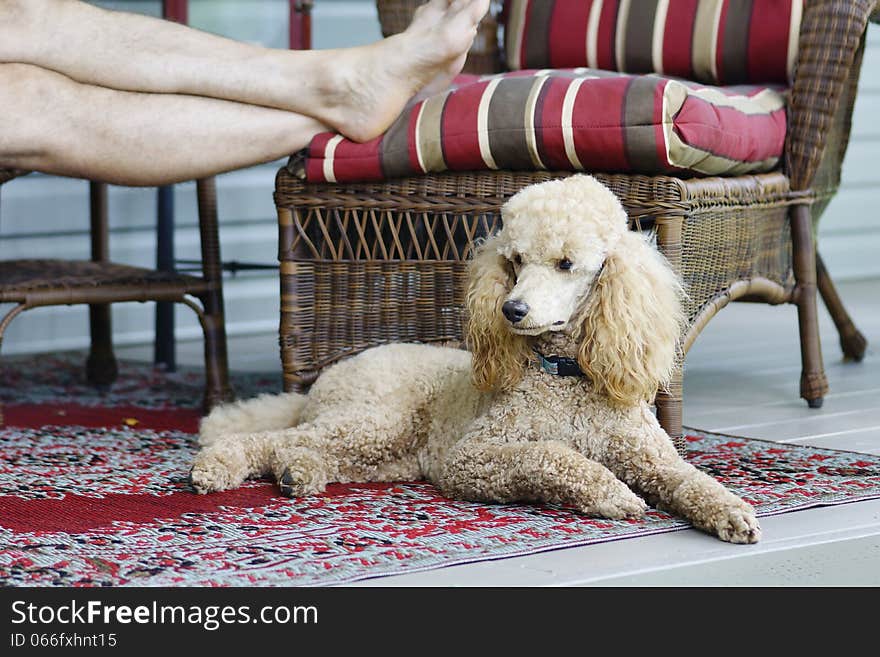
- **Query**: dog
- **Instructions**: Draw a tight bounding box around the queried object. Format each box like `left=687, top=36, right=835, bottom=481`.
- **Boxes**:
left=191, top=175, right=760, bottom=544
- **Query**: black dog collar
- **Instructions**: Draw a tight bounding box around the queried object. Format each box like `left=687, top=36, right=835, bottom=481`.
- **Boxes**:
left=534, top=350, right=586, bottom=377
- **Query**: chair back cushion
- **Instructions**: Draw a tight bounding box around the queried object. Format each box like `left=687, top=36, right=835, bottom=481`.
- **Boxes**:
left=302, top=69, right=787, bottom=183
left=503, top=0, right=803, bottom=85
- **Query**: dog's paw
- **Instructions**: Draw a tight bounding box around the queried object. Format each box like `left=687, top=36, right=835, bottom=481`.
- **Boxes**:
left=580, top=480, right=647, bottom=520
left=275, top=448, right=329, bottom=498
left=189, top=446, right=249, bottom=494
left=595, top=488, right=648, bottom=520
left=715, top=505, right=761, bottom=544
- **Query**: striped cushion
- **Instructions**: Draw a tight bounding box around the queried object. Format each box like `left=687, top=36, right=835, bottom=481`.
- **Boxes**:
left=503, top=0, right=803, bottom=85
left=303, top=69, right=786, bottom=183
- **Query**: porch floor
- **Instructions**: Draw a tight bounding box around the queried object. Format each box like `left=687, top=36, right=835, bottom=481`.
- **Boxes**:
left=120, top=277, right=880, bottom=586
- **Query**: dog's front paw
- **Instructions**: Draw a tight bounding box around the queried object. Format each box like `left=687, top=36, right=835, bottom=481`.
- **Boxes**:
left=579, top=480, right=647, bottom=520
left=596, top=488, right=647, bottom=520
left=189, top=444, right=249, bottom=494
left=715, top=505, right=761, bottom=544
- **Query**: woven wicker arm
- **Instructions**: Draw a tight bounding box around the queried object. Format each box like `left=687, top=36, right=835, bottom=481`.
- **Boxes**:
left=785, top=0, right=875, bottom=191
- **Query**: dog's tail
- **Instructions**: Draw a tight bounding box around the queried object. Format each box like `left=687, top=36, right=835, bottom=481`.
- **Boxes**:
left=199, top=391, right=308, bottom=446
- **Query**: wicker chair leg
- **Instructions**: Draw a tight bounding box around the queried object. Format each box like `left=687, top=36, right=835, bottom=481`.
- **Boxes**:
left=791, top=205, right=829, bottom=408
left=199, top=309, right=233, bottom=412
left=85, top=182, right=118, bottom=387
left=196, top=178, right=234, bottom=412
left=817, top=252, right=867, bottom=361
left=655, top=366, right=685, bottom=457
left=86, top=304, right=118, bottom=387
left=652, top=216, right=686, bottom=455
left=0, top=304, right=28, bottom=426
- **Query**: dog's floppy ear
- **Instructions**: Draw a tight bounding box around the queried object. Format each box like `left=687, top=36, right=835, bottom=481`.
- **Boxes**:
left=576, top=231, right=685, bottom=407
left=466, top=233, right=530, bottom=391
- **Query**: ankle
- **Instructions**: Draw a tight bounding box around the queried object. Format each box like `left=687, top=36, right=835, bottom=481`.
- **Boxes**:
left=304, top=48, right=368, bottom=127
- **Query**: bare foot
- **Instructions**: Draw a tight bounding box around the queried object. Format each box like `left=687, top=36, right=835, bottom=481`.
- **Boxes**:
left=315, top=0, right=490, bottom=142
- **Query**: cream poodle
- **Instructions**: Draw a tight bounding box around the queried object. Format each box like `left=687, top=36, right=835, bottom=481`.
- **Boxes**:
left=191, top=175, right=760, bottom=544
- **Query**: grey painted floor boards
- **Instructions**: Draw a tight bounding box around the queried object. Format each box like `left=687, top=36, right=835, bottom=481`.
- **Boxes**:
left=117, top=277, right=880, bottom=586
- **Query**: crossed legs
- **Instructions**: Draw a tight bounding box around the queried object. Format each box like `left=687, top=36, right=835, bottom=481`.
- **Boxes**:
left=0, top=0, right=489, bottom=185
left=0, top=63, right=328, bottom=185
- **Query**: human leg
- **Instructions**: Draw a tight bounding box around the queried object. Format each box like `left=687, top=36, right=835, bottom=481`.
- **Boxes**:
left=0, top=0, right=490, bottom=142
left=0, top=63, right=326, bottom=185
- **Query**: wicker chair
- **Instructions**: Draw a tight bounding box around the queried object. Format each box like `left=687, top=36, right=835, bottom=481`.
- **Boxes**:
left=0, top=172, right=234, bottom=420
left=274, top=0, right=877, bottom=453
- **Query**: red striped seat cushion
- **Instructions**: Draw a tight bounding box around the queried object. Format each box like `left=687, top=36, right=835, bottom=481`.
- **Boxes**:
left=302, top=69, right=786, bottom=184
left=503, top=0, right=803, bottom=85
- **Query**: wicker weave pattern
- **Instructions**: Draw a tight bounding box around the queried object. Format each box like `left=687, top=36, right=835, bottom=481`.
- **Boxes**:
left=276, top=170, right=799, bottom=380
left=0, top=260, right=209, bottom=306
left=785, top=0, right=874, bottom=191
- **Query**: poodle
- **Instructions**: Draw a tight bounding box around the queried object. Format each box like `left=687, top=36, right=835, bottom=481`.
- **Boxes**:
left=190, top=175, right=760, bottom=544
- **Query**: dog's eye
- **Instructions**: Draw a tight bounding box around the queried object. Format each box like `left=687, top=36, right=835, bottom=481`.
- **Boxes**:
left=512, top=254, right=522, bottom=266
left=557, top=258, right=573, bottom=271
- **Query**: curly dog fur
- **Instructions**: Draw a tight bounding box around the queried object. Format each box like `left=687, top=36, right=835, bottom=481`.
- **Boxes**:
left=191, top=175, right=760, bottom=544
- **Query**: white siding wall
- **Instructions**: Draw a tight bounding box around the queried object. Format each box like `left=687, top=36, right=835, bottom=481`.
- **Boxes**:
left=0, top=3, right=876, bottom=355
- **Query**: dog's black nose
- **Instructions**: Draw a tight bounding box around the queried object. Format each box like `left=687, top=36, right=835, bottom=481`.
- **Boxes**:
left=502, top=299, right=530, bottom=324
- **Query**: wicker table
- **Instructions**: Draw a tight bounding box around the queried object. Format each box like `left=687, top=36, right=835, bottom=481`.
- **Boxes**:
left=0, top=173, right=233, bottom=421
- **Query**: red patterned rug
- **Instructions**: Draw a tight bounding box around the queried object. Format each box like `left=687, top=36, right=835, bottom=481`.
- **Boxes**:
left=2, top=352, right=880, bottom=586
